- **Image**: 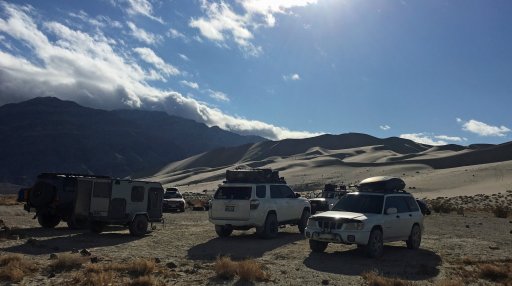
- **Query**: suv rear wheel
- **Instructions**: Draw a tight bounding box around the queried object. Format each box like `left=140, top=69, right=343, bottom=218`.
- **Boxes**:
left=215, top=225, right=233, bottom=237
left=129, top=215, right=148, bottom=236
left=406, top=225, right=421, bottom=249
left=298, top=209, right=310, bottom=234
left=309, top=240, right=328, bottom=253
left=257, top=213, right=278, bottom=239
left=37, top=212, right=61, bottom=228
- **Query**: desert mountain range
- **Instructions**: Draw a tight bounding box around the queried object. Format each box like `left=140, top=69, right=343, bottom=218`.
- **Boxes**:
left=0, top=97, right=264, bottom=185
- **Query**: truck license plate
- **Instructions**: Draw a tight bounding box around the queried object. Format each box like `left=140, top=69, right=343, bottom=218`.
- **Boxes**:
left=225, top=206, right=235, bottom=212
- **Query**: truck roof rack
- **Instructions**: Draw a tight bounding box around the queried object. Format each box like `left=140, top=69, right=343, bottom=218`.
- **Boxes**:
left=224, top=168, right=286, bottom=184
left=37, top=173, right=111, bottom=179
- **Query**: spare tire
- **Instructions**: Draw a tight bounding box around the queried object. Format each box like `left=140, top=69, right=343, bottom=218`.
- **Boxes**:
left=29, top=181, right=56, bottom=207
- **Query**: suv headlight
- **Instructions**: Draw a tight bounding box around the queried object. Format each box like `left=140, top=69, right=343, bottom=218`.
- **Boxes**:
left=307, top=219, right=317, bottom=228
left=344, top=221, right=365, bottom=231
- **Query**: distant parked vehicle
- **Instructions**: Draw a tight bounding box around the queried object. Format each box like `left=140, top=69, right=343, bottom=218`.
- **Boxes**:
left=305, top=176, right=424, bottom=258
left=19, top=173, right=164, bottom=236
left=309, top=184, right=348, bottom=214
left=209, top=168, right=311, bottom=238
left=163, top=188, right=186, bottom=212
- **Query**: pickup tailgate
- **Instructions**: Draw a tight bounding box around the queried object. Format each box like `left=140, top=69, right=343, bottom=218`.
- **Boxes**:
left=210, top=186, right=252, bottom=220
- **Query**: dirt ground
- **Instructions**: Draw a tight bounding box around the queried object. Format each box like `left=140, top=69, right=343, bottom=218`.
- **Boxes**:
left=1, top=204, right=511, bottom=285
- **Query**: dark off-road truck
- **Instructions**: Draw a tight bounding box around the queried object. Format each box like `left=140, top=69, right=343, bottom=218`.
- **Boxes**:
left=19, top=173, right=164, bottom=236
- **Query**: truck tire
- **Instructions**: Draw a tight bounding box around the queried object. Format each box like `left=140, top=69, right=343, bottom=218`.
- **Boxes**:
left=298, top=209, right=310, bottom=234
left=37, top=212, right=61, bottom=228
left=257, top=213, right=278, bottom=239
left=129, top=215, right=148, bottom=236
left=215, top=225, right=233, bottom=237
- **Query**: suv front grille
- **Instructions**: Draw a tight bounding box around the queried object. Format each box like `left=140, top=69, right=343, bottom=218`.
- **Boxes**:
left=317, top=220, right=343, bottom=231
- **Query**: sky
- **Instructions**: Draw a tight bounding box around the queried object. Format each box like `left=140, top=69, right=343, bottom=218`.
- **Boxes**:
left=0, top=0, right=511, bottom=145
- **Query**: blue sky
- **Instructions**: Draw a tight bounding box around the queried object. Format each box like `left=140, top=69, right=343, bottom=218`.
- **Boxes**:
left=0, top=0, right=511, bottom=145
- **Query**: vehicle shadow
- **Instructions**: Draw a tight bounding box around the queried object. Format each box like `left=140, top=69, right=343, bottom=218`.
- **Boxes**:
left=188, top=232, right=303, bottom=260
left=1, top=227, right=144, bottom=255
left=303, top=245, right=441, bottom=280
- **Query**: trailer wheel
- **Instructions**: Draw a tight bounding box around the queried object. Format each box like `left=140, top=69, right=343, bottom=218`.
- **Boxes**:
left=129, top=215, right=148, bottom=236
left=90, top=221, right=105, bottom=234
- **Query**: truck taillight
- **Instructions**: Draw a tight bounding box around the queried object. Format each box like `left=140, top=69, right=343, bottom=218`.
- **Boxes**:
left=250, top=199, right=260, bottom=210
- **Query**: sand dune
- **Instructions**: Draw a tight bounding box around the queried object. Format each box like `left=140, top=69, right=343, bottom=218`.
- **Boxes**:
left=144, top=134, right=512, bottom=198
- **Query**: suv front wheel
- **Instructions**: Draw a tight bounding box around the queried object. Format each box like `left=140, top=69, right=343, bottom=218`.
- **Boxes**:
left=366, top=228, right=383, bottom=258
left=406, top=225, right=421, bottom=249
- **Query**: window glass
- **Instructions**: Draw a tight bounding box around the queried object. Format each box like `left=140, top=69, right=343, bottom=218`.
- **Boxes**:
left=405, top=196, right=420, bottom=212
left=384, top=196, right=410, bottom=213
left=214, top=186, right=252, bottom=200
left=256, top=185, right=266, bottom=198
left=131, top=186, right=145, bottom=202
left=92, top=182, right=111, bottom=198
left=332, top=194, right=384, bottom=214
left=270, top=185, right=282, bottom=198
left=280, top=186, right=296, bottom=198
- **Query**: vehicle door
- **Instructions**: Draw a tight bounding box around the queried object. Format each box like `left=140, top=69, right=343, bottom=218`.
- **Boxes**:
left=74, top=179, right=93, bottom=218
left=280, top=185, right=302, bottom=221
left=381, top=196, right=411, bottom=240
left=270, top=185, right=287, bottom=222
left=147, top=186, right=163, bottom=221
left=404, top=196, right=423, bottom=232
left=210, top=185, right=252, bottom=220
left=89, top=180, right=112, bottom=217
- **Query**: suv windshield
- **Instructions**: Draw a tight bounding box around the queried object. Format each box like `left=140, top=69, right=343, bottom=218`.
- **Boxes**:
left=164, top=192, right=182, bottom=199
left=332, top=194, right=384, bottom=214
left=214, top=186, right=252, bottom=200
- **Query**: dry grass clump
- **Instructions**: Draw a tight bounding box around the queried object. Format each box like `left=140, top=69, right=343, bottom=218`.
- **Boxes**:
left=214, top=256, right=270, bottom=282
left=0, top=254, right=38, bottom=282
left=362, top=271, right=412, bottom=286
left=129, top=275, right=155, bottom=286
left=86, top=258, right=156, bottom=277
left=493, top=205, right=510, bottom=218
left=478, top=263, right=511, bottom=282
left=434, top=280, right=464, bottom=286
left=49, top=253, right=87, bottom=272
left=0, top=195, right=18, bottom=206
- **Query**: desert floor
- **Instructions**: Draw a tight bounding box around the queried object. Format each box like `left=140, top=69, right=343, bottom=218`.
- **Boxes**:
left=1, top=203, right=511, bottom=285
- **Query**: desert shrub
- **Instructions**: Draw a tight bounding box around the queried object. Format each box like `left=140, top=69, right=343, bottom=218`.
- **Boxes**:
left=0, top=254, right=38, bottom=282
left=49, top=253, right=86, bottom=272
left=78, top=270, right=114, bottom=286
left=478, top=263, right=510, bottom=282
left=431, top=201, right=455, bottom=214
left=435, top=280, right=464, bottom=286
left=214, top=256, right=237, bottom=280
left=493, top=205, right=510, bottom=218
left=129, top=275, right=154, bottom=286
left=123, top=259, right=156, bottom=277
left=362, top=271, right=412, bottom=286
left=237, top=259, right=269, bottom=282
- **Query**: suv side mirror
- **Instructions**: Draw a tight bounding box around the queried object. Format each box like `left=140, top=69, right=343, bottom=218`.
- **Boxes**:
left=386, top=207, right=397, bottom=215
left=295, top=193, right=301, bottom=198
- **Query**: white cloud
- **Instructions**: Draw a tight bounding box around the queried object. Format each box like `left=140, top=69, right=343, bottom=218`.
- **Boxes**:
left=207, top=89, right=229, bottom=102
left=460, top=119, right=510, bottom=137
left=68, top=10, right=123, bottom=29
left=167, top=28, right=187, bottom=40
left=283, top=73, right=300, bottom=81
left=178, top=53, right=189, bottom=61
left=379, top=125, right=391, bottom=131
left=456, top=117, right=462, bottom=123
left=399, top=133, right=447, bottom=146
left=434, top=135, right=463, bottom=142
left=127, top=21, right=162, bottom=45
left=0, top=2, right=319, bottom=140
left=113, top=0, right=164, bottom=23
left=190, top=0, right=317, bottom=57
left=180, top=80, right=199, bottom=89
left=133, top=47, right=180, bottom=77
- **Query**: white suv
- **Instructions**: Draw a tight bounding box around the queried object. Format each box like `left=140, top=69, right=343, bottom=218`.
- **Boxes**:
left=305, top=176, right=424, bottom=257
left=209, top=169, right=311, bottom=239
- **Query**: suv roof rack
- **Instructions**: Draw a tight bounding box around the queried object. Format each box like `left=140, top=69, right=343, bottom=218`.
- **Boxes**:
left=224, top=168, right=287, bottom=184
left=356, top=176, right=406, bottom=193
left=37, top=172, right=111, bottom=179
